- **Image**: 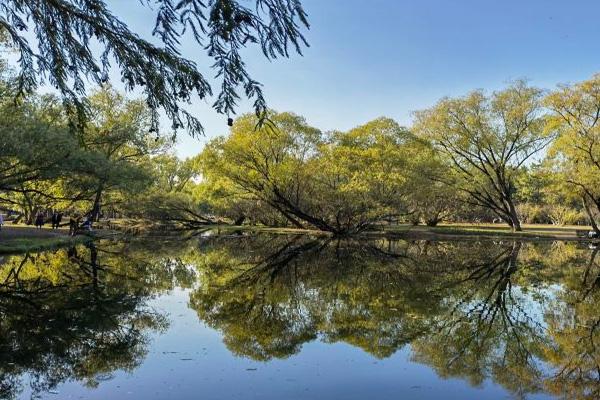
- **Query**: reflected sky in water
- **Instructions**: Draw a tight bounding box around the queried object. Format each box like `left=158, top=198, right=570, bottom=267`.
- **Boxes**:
left=1, top=234, right=599, bottom=399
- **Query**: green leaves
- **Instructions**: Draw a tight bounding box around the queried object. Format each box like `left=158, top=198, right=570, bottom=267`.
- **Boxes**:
left=0, top=75, right=166, bottom=219
left=413, top=81, right=551, bottom=230
left=199, top=112, right=430, bottom=233
left=0, top=0, right=309, bottom=137
left=544, top=74, right=600, bottom=230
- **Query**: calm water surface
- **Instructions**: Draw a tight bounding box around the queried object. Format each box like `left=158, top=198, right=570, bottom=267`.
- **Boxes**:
left=1, top=234, right=599, bottom=399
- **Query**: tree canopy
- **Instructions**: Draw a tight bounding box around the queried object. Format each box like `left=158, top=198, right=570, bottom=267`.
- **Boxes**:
left=414, top=81, right=554, bottom=231
left=199, top=112, right=431, bottom=233
left=2, top=57, right=600, bottom=233
left=545, top=74, right=600, bottom=233
left=0, top=0, right=309, bottom=135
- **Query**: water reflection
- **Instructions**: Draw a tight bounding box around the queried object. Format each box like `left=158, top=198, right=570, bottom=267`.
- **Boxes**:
left=189, top=236, right=600, bottom=399
left=1, top=235, right=600, bottom=399
left=0, top=240, right=194, bottom=399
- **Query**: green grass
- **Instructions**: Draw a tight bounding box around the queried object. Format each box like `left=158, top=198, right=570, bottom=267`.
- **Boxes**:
left=380, top=223, right=593, bottom=241
left=213, top=224, right=331, bottom=236
left=0, top=235, right=92, bottom=254
left=211, top=222, right=594, bottom=241
left=2, top=221, right=588, bottom=249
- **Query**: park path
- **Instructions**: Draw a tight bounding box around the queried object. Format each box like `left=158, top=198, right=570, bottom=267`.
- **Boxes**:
left=0, top=226, right=68, bottom=240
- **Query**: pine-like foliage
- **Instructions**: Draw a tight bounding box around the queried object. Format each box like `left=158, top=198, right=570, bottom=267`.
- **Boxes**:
left=0, top=0, right=309, bottom=135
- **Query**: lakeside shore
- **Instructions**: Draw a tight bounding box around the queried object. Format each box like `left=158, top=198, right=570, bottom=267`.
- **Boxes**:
left=1, top=222, right=596, bottom=254
left=205, top=223, right=598, bottom=242
left=0, top=225, right=95, bottom=254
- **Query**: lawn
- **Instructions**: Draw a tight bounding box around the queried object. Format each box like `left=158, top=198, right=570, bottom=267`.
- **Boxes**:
left=382, top=223, right=593, bottom=241
left=0, top=225, right=91, bottom=254
left=201, top=222, right=596, bottom=241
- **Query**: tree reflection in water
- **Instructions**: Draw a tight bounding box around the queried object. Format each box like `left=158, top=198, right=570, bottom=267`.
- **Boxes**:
left=2, top=235, right=600, bottom=399
left=189, top=235, right=600, bottom=400
left=0, top=240, right=195, bottom=399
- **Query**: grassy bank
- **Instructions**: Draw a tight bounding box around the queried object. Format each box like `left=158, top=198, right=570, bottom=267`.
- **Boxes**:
left=376, top=223, right=594, bottom=241
left=207, top=224, right=331, bottom=236
left=78, top=217, right=597, bottom=242
left=200, top=222, right=596, bottom=241
left=0, top=235, right=92, bottom=254
left=0, top=225, right=116, bottom=254
left=1, top=222, right=592, bottom=253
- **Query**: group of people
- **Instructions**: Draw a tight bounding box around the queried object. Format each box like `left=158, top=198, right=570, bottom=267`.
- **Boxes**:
left=35, top=211, right=95, bottom=236
left=0, top=209, right=95, bottom=235
left=34, top=211, right=63, bottom=229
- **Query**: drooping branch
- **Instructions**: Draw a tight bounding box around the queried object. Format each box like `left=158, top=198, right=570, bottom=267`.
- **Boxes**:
left=0, top=0, right=309, bottom=135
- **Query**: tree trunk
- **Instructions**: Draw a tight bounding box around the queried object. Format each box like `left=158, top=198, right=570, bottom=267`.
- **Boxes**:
left=275, top=206, right=305, bottom=229
left=426, top=212, right=441, bottom=227
left=412, top=211, right=421, bottom=226
left=506, top=199, right=522, bottom=232
left=22, top=189, right=34, bottom=225
left=583, top=195, right=600, bottom=233
left=90, top=183, right=104, bottom=222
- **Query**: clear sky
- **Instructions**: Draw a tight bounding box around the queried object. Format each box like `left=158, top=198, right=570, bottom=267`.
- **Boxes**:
left=73, top=1, right=600, bottom=157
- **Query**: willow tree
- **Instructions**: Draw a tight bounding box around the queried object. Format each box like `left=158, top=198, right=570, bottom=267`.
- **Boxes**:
left=313, top=117, right=417, bottom=231
left=545, top=74, right=600, bottom=233
left=200, top=111, right=326, bottom=230
left=0, top=0, right=309, bottom=134
left=0, top=67, right=91, bottom=221
left=200, top=113, right=420, bottom=234
left=73, top=85, right=169, bottom=220
left=414, top=81, right=552, bottom=231
left=403, top=142, right=464, bottom=226
left=0, top=71, right=168, bottom=220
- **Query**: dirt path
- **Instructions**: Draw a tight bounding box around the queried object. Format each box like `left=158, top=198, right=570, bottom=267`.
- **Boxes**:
left=0, top=226, right=68, bottom=240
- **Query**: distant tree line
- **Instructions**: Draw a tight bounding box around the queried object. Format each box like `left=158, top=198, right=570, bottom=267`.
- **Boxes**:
left=2, top=58, right=600, bottom=233
left=194, top=76, right=600, bottom=233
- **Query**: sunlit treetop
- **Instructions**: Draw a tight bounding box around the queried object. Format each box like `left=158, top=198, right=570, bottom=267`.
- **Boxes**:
left=0, top=0, right=309, bottom=135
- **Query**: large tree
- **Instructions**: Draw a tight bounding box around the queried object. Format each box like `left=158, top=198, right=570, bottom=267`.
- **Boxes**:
left=0, top=67, right=93, bottom=221
left=0, top=0, right=309, bottom=135
left=414, top=81, right=553, bottom=231
left=313, top=117, right=418, bottom=231
left=0, top=66, right=167, bottom=221
left=200, top=111, right=325, bottom=230
left=72, top=85, right=167, bottom=220
left=200, top=113, right=420, bottom=234
left=545, top=74, right=600, bottom=233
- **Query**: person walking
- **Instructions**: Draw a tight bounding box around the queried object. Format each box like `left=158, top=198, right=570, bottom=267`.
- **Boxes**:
left=0, top=212, right=3, bottom=231
left=56, top=212, right=63, bottom=229
left=51, top=211, right=58, bottom=229
left=35, top=212, right=44, bottom=229
left=81, top=214, right=93, bottom=231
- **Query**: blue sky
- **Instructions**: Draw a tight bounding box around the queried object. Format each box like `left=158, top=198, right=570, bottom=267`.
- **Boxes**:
left=30, top=1, right=600, bottom=157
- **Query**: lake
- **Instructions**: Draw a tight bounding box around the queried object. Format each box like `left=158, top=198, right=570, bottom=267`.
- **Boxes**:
left=1, top=233, right=598, bottom=399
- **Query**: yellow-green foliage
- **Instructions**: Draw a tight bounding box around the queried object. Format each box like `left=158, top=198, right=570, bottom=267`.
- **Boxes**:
left=199, top=112, right=434, bottom=233
left=545, top=74, right=600, bottom=229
